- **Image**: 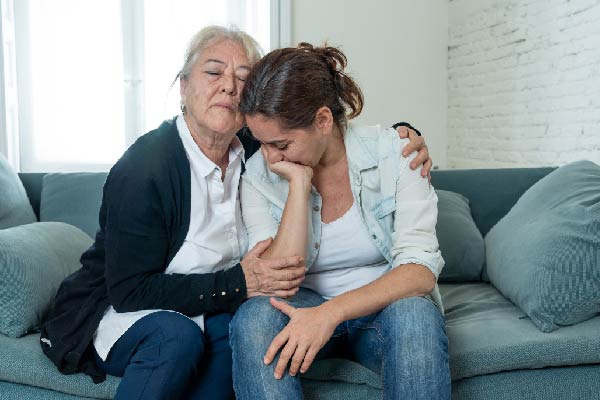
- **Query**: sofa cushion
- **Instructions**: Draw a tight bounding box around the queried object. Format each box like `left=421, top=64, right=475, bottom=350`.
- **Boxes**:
left=0, top=333, right=118, bottom=399
left=0, top=153, right=37, bottom=229
left=0, top=332, right=378, bottom=400
left=0, top=381, right=89, bottom=400
left=484, top=160, right=600, bottom=332
left=40, top=173, right=108, bottom=238
left=435, top=190, right=484, bottom=282
left=440, top=283, right=600, bottom=380
left=0, top=222, right=93, bottom=337
left=452, top=364, right=600, bottom=400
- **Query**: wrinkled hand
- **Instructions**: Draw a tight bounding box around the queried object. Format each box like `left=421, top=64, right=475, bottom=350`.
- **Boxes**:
left=396, top=125, right=432, bottom=179
left=241, top=238, right=306, bottom=299
left=264, top=298, right=338, bottom=379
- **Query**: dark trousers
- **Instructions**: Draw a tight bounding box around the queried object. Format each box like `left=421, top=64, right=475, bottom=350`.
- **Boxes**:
left=95, top=311, right=234, bottom=400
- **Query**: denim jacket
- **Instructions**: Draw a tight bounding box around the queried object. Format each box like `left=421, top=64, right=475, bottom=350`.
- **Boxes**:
left=240, top=123, right=444, bottom=312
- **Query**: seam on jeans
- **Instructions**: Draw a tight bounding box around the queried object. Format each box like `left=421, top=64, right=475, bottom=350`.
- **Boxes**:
left=350, top=321, right=385, bottom=345
left=137, top=325, right=167, bottom=400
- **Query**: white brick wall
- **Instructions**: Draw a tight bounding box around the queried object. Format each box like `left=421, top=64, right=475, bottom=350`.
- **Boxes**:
left=447, top=0, right=600, bottom=168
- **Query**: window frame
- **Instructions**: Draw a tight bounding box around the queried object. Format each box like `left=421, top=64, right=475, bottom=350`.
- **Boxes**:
left=0, top=0, right=290, bottom=172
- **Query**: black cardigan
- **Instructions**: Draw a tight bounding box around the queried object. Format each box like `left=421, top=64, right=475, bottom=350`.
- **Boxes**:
left=40, top=118, right=260, bottom=383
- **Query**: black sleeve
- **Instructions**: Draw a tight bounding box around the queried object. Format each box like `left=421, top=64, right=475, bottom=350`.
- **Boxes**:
left=102, top=156, right=247, bottom=316
left=238, top=126, right=261, bottom=160
left=391, top=122, right=422, bottom=136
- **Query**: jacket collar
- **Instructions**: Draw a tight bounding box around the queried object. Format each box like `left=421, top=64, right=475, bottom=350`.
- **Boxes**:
left=343, top=123, right=378, bottom=172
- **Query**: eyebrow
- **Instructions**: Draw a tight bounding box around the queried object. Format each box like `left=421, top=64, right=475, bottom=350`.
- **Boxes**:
left=204, top=59, right=251, bottom=71
left=261, top=139, right=289, bottom=145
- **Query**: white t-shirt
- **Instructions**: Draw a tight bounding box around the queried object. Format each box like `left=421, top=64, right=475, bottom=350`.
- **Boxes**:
left=302, top=202, right=388, bottom=299
left=93, top=115, right=247, bottom=360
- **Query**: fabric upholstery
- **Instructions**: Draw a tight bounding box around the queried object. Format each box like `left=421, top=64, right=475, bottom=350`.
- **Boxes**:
left=18, top=173, right=46, bottom=220
left=435, top=190, right=484, bottom=282
left=40, top=173, right=108, bottom=238
left=0, top=333, right=118, bottom=399
left=485, top=160, right=600, bottom=332
left=440, top=283, right=600, bottom=380
left=0, top=381, right=90, bottom=400
left=0, top=222, right=93, bottom=337
left=430, top=167, right=555, bottom=237
left=0, top=154, right=36, bottom=229
left=452, top=364, right=600, bottom=400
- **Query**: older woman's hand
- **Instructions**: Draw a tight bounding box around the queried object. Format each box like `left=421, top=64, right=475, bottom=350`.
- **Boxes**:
left=241, top=238, right=306, bottom=299
left=396, top=125, right=433, bottom=179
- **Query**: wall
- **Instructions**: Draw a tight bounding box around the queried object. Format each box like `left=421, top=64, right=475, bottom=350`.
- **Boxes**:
left=291, top=0, right=449, bottom=168
left=448, top=0, right=600, bottom=168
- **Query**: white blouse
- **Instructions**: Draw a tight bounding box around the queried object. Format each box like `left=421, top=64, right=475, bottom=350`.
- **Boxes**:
left=93, top=115, right=247, bottom=361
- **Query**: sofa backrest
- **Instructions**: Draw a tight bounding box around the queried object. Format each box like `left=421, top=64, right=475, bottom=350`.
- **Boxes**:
left=19, top=167, right=556, bottom=238
left=17, top=173, right=45, bottom=220
left=431, top=167, right=555, bottom=236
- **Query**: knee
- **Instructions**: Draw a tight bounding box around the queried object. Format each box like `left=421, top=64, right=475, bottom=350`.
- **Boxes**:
left=383, top=297, right=444, bottom=333
left=230, top=297, right=287, bottom=351
left=381, top=297, right=447, bottom=352
left=146, top=312, right=204, bottom=364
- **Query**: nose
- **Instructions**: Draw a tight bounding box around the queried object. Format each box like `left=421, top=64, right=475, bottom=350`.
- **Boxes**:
left=221, top=71, right=236, bottom=95
left=263, top=145, right=283, bottom=164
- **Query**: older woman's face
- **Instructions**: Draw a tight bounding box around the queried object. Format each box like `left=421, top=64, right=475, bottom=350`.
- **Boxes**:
left=180, top=39, right=250, bottom=137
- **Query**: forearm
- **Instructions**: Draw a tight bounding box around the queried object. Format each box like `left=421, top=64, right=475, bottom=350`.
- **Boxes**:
left=320, top=263, right=436, bottom=325
left=262, top=179, right=310, bottom=261
left=108, top=265, right=247, bottom=315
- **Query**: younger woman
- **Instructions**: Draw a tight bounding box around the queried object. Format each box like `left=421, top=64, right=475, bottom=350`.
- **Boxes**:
left=230, top=43, right=450, bottom=399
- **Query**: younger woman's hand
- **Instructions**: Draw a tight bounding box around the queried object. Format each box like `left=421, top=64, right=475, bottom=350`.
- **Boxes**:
left=261, top=147, right=313, bottom=186
left=264, top=298, right=339, bottom=379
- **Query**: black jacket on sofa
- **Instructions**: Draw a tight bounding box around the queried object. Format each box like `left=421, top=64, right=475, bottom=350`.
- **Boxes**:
left=40, top=118, right=260, bottom=383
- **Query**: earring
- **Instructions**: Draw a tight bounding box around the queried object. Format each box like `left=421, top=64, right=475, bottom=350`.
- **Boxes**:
left=180, top=103, right=187, bottom=115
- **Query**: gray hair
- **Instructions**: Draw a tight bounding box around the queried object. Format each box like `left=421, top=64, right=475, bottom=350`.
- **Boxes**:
left=175, top=25, right=263, bottom=84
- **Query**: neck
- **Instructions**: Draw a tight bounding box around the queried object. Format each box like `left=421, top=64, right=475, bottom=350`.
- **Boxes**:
left=184, top=114, right=232, bottom=168
left=314, top=124, right=346, bottom=173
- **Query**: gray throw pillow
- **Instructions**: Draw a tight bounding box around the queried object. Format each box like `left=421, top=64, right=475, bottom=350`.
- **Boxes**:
left=0, top=153, right=36, bottom=229
left=40, top=173, right=107, bottom=238
left=485, top=160, right=600, bottom=332
left=0, top=222, right=93, bottom=337
left=436, top=190, right=485, bottom=282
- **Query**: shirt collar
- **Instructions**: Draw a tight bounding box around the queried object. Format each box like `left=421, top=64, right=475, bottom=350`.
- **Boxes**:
left=176, top=114, right=245, bottom=177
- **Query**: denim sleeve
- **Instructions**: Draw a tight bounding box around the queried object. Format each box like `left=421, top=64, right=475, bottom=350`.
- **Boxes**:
left=391, top=151, right=444, bottom=279
left=240, top=178, right=280, bottom=251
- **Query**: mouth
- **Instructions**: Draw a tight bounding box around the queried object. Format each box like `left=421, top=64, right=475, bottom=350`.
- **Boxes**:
left=213, top=103, right=238, bottom=111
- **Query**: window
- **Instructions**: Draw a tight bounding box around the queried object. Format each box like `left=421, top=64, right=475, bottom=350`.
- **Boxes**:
left=0, top=0, right=290, bottom=171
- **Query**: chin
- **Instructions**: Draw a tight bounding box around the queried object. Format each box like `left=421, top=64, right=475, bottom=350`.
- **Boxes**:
left=211, top=123, right=243, bottom=136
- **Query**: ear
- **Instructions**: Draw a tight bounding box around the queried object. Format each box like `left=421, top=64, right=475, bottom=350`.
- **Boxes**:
left=314, top=106, right=334, bottom=135
left=179, top=76, right=187, bottom=102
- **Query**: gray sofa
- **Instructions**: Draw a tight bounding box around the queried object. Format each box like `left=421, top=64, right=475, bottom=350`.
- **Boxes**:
left=1, top=166, right=599, bottom=400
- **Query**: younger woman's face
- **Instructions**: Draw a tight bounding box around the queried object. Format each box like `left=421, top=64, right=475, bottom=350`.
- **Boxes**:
left=245, top=114, right=328, bottom=167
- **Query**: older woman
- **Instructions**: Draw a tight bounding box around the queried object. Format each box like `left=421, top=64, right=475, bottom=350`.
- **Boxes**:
left=231, top=43, right=450, bottom=399
left=41, top=27, right=432, bottom=400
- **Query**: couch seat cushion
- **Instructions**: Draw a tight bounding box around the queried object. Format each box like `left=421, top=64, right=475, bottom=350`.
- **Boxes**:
left=0, top=332, right=119, bottom=399
left=440, top=283, right=600, bottom=380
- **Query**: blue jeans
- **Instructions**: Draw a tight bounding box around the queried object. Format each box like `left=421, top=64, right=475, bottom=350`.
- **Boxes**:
left=94, top=311, right=234, bottom=400
left=230, top=288, right=450, bottom=400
